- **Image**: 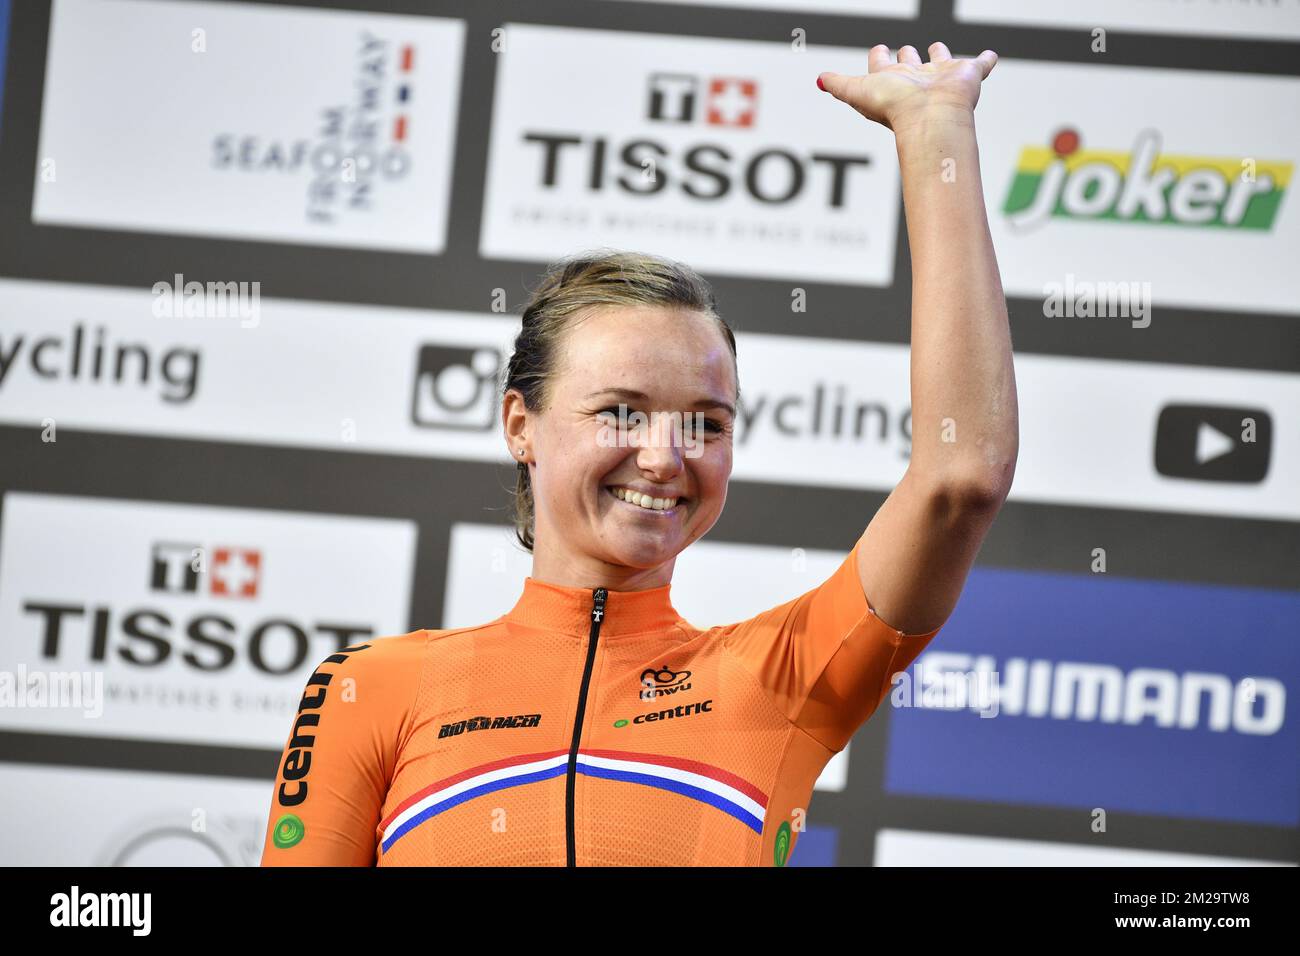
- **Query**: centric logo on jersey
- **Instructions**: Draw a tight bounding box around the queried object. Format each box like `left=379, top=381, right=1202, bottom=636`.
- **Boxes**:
left=614, top=700, right=714, bottom=727
left=639, top=665, right=692, bottom=701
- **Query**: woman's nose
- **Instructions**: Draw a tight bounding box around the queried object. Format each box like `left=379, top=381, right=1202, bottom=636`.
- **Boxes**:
left=632, top=412, right=685, bottom=475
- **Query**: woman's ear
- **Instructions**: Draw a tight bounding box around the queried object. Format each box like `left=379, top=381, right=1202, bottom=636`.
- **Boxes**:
left=502, top=389, right=532, bottom=463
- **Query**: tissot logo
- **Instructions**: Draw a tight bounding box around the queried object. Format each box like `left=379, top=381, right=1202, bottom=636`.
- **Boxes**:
left=410, top=344, right=503, bottom=430
left=151, top=543, right=262, bottom=599
left=481, top=26, right=901, bottom=286
left=647, top=73, right=758, bottom=128
left=211, top=33, right=416, bottom=226
left=1154, top=404, right=1272, bottom=484
left=639, top=665, right=692, bottom=700
left=521, top=70, right=869, bottom=208
left=26, top=537, right=371, bottom=675
left=26, top=603, right=370, bottom=676
left=0, top=492, right=416, bottom=749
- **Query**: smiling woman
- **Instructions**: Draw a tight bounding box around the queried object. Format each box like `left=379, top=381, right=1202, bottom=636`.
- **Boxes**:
left=262, top=42, right=1017, bottom=868
left=501, top=250, right=741, bottom=591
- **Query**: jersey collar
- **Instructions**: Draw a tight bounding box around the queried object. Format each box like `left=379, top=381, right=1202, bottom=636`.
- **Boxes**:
left=505, top=575, right=686, bottom=638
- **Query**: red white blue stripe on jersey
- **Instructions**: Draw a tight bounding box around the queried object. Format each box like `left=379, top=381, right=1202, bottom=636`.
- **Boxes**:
left=379, top=748, right=768, bottom=853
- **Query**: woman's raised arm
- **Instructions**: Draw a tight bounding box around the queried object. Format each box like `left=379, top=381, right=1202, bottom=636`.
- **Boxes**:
left=817, top=42, right=1019, bottom=636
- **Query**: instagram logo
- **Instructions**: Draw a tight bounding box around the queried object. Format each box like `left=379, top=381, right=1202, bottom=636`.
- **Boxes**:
left=411, top=345, right=503, bottom=430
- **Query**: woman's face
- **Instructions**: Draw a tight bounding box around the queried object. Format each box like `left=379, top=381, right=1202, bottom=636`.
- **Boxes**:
left=506, top=304, right=737, bottom=587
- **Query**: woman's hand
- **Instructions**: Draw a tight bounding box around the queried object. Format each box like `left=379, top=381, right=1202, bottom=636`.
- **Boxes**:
left=817, top=42, right=997, bottom=134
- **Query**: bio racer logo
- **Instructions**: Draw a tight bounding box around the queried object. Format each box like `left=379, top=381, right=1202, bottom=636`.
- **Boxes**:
left=1004, top=128, right=1290, bottom=232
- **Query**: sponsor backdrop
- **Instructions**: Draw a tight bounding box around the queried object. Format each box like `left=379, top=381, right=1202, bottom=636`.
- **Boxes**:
left=0, top=0, right=1296, bottom=866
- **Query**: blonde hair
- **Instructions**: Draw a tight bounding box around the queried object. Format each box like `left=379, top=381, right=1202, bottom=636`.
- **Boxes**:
left=504, top=248, right=739, bottom=552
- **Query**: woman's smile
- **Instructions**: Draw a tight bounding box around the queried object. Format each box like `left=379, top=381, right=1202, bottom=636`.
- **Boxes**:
left=605, top=484, right=686, bottom=517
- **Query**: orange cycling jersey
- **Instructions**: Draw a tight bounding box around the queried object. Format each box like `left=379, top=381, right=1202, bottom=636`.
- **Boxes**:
left=260, top=534, right=941, bottom=866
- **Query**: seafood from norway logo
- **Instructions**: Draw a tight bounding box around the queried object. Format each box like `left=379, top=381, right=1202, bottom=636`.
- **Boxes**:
left=639, top=665, right=692, bottom=701
left=211, top=32, right=417, bottom=226
left=1003, top=128, right=1291, bottom=232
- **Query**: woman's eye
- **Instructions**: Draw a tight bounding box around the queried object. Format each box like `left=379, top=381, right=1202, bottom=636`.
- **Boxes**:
left=596, top=408, right=723, bottom=436
left=682, top=415, right=724, bottom=435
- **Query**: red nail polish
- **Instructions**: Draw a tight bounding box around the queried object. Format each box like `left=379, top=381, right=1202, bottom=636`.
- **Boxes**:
left=816, top=76, right=825, bottom=91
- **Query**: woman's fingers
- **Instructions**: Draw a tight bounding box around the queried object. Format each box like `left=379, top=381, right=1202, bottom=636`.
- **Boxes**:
left=974, top=49, right=998, bottom=78
left=858, top=41, right=993, bottom=77
left=867, top=43, right=891, bottom=73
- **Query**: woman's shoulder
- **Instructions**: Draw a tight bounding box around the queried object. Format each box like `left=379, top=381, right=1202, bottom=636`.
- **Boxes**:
left=359, top=619, right=504, bottom=660
left=360, top=628, right=432, bottom=659
left=307, top=629, right=430, bottom=681
left=312, top=624, right=499, bottom=701
left=323, top=617, right=512, bottom=678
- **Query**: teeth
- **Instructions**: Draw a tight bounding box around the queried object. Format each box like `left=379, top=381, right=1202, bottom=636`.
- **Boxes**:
left=611, top=486, right=679, bottom=511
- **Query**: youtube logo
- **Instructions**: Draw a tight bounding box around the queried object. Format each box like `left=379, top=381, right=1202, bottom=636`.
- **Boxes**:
left=1154, top=404, right=1272, bottom=484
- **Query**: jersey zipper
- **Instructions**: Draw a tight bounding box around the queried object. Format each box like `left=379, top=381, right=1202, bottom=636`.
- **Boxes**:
left=565, top=586, right=607, bottom=867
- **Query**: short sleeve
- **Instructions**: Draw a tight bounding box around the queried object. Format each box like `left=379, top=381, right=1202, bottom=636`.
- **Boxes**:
left=260, top=632, right=425, bottom=866
left=717, top=537, right=942, bottom=754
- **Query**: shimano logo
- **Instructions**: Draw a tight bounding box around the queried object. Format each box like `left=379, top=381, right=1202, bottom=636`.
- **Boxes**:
left=438, top=713, right=542, bottom=737
left=902, top=652, right=1284, bottom=735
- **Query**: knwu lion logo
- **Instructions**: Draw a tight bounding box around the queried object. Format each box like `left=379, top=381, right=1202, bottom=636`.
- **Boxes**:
left=639, top=665, right=692, bottom=701
left=210, top=32, right=417, bottom=225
